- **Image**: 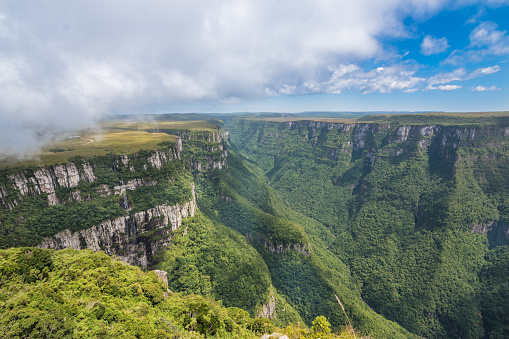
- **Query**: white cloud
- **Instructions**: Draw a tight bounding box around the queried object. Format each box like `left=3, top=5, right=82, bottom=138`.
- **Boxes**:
left=468, top=65, right=501, bottom=77
left=428, top=68, right=467, bottom=85
left=444, top=22, right=509, bottom=64
left=469, top=22, right=507, bottom=49
left=0, top=0, right=504, bottom=155
left=470, top=85, right=501, bottom=91
left=323, top=64, right=424, bottom=94
left=421, top=35, right=449, bottom=55
left=428, top=65, right=500, bottom=85
left=426, top=84, right=462, bottom=91
left=403, top=88, right=419, bottom=93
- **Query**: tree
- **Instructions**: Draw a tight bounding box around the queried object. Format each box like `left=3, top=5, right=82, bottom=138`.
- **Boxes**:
left=312, top=316, right=331, bottom=334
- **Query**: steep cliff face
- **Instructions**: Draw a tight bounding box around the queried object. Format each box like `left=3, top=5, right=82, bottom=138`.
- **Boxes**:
left=226, top=117, right=509, bottom=339
left=147, top=129, right=228, bottom=171
left=39, top=183, right=196, bottom=268
left=230, top=119, right=509, bottom=177
left=181, top=131, right=228, bottom=171
left=0, top=129, right=229, bottom=251
left=4, top=162, right=96, bottom=206
left=0, top=128, right=232, bottom=266
left=189, top=154, right=228, bottom=171
left=255, top=234, right=311, bottom=256
left=113, top=142, right=182, bottom=172
left=1, top=142, right=182, bottom=207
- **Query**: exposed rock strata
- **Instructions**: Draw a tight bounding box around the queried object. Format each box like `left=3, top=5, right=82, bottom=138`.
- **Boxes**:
left=113, top=146, right=182, bottom=171
left=258, top=291, right=277, bottom=319
left=469, top=221, right=496, bottom=235
left=189, top=152, right=228, bottom=171
left=154, top=270, right=169, bottom=288
left=248, top=120, right=509, bottom=175
left=5, top=162, right=96, bottom=206
left=39, top=184, right=197, bottom=268
left=2, top=141, right=181, bottom=207
left=145, top=130, right=228, bottom=170
left=258, top=236, right=311, bottom=256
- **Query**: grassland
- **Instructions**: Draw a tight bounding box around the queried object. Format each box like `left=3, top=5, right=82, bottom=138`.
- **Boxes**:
left=249, top=111, right=509, bottom=125
left=0, top=119, right=218, bottom=168
left=249, top=117, right=362, bottom=124
left=101, top=119, right=218, bottom=131
left=412, top=111, right=509, bottom=117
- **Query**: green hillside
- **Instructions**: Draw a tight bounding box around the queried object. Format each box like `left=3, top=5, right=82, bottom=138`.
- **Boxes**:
left=226, top=115, right=509, bottom=338
left=2, top=113, right=509, bottom=338
left=0, top=247, right=373, bottom=338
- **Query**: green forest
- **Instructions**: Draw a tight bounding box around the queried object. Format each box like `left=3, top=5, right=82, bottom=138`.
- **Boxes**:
left=225, top=116, right=509, bottom=338
left=2, top=114, right=509, bottom=338
left=0, top=247, right=367, bottom=338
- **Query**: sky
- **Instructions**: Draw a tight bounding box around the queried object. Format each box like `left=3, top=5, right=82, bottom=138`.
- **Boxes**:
left=1, top=0, right=509, bottom=154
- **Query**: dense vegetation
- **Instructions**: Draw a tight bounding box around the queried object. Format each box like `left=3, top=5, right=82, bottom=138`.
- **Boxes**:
left=4, top=113, right=509, bottom=338
left=0, top=142, right=190, bottom=249
left=0, top=247, right=368, bottom=338
left=356, top=112, right=509, bottom=126
left=184, top=146, right=413, bottom=338
left=227, top=116, right=509, bottom=338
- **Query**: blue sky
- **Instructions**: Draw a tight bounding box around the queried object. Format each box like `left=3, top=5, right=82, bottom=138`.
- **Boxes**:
left=157, top=2, right=509, bottom=113
left=0, top=1, right=509, bottom=152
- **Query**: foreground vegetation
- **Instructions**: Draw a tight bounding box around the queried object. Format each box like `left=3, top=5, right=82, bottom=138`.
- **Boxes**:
left=0, top=247, right=368, bottom=338
left=4, top=112, right=509, bottom=338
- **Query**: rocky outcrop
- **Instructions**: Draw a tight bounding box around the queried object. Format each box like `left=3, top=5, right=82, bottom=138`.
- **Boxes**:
left=113, top=143, right=182, bottom=172
left=189, top=151, right=228, bottom=171
left=245, top=232, right=311, bottom=256
left=154, top=270, right=169, bottom=288
left=470, top=220, right=509, bottom=248
left=261, top=334, right=288, bottom=339
left=2, top=141, right=183, bottom=208
left=145, top=129, right=228, bottom=171
left=82, top=163, right=96, bottom=182
left=258, top=291, right=277, bottom=319
left=469, top=221, right=496, bottom=235
left=263, top=241, right=311, bottom=256
left=470, top=221, right=509, bottom=238
left=39, top=183, right=197, bottom=268
left=53, top=163, right=81, bottom=188
left=256, top=234, right=311, bottom=256
left=352, top=124, right=372, bottom=151
left=6, top=162, right=97, bottom=206
left=0, top=183, right=17, bottom=209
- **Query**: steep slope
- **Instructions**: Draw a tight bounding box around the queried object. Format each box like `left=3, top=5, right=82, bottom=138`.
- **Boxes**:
left=8, top=114, right=509, bottom=338
left=0, top=247, right=270, bottom=338
left=227, top=117, right=509, bottom=339
left=189, top=144, right=415, bottom=337
left=0, top=125, right=304, bottom=331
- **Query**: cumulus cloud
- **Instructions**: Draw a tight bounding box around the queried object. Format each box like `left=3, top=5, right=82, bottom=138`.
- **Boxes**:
left=426, top=84, right=463, bottom=91
left=444, top=21, right=509, bottom=64
left=0, top=0, right=504, bottom=155
left=428, top=65, right=500, bottom=85
left=470, top=85, right=501, bottom=91
left=421, top=35, right=449, bottom=55
left=468, top=65, right=501, bottom=77
left=320, top=64, right=424, bottom=94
